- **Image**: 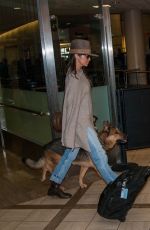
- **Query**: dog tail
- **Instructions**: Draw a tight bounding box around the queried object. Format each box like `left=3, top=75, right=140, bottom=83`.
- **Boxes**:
left=22, top=157, right=45, bottom=169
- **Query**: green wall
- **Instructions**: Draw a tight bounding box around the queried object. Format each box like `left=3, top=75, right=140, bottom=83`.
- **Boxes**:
left=0, top=89, right=52, bottom=145
left=0, top=86, right=110, bottom=146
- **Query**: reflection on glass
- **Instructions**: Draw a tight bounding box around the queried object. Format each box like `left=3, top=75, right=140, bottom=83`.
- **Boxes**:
left=0, top=1, right=106, bottom=92
left=0, top=19, right=45, bottom=91
left=0, top=0, right=46, bottom=91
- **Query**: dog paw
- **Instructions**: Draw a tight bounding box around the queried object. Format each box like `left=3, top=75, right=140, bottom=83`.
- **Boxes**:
left=80, top=183, right=87, bottom=189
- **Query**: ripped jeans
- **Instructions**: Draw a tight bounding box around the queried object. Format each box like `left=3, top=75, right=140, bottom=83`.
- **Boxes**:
left=50, top=127, right=118, bottom=184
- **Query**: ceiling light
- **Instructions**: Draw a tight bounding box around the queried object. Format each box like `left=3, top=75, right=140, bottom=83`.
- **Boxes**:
left=13, top=7, right=21, bottom=10
left=102, top=4, right=111, bottom=7
left=92, top=5, right=99, bottom=8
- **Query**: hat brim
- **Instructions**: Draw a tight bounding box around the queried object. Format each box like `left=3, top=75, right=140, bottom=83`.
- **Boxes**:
left=70, top=51, right=99, bottom=57
left=90, top=53, right=99, bottom=57
left=70, top=48, right=99, bottom=57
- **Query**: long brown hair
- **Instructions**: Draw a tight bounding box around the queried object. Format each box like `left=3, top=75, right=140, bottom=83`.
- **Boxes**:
left=67, top=54, right=77, bottom=76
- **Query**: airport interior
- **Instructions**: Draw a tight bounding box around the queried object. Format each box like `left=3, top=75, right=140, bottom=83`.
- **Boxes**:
left=1, top=0, right=150, bottom=229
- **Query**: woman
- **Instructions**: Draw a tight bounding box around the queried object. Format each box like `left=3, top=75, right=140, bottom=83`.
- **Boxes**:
left=48, top=39, right=118, bottom=198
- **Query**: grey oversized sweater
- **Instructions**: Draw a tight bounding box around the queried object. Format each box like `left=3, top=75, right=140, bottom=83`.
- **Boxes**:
left=61, top=69, right=96, bottom=151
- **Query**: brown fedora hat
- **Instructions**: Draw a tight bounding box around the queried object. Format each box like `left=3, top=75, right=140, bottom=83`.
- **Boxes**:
left=70, top=39, right=98, bottom=57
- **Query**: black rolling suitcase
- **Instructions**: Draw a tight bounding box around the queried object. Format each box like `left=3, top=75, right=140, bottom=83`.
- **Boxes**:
left=97, top=166, right=150, bottom=222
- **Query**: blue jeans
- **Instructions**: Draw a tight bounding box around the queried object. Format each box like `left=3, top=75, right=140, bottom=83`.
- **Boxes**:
left=50, top=127, right=118, bottom=184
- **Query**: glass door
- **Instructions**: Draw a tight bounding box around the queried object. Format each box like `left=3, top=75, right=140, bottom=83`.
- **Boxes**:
left=0, top=0, right=52, bottom=151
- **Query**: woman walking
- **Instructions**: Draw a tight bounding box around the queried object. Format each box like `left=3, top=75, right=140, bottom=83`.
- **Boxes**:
left=48, top=39, right=118, bottom=198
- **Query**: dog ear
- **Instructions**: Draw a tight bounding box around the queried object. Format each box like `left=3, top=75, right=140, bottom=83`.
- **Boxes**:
left=103, top=120, right=111, bottom=132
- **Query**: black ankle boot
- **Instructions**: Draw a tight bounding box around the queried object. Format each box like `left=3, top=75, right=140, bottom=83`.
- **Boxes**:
left=48, top=181, right=72, bottom=199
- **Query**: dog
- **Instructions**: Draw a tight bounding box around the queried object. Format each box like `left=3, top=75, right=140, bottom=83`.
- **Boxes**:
left=23, top=121, right=126, bottom=188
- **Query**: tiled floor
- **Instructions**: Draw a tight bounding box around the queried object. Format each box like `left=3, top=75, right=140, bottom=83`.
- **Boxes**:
left=1, top=148, right=150, bottom=229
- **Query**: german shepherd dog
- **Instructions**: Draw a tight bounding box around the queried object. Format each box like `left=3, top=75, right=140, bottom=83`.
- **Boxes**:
left=23, top=121, right=126, bottom=188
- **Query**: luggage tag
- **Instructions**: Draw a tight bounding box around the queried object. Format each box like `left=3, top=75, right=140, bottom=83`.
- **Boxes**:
left=120, top=179, right=128, bottom=199
left=121, top=187, right=128, bottom=199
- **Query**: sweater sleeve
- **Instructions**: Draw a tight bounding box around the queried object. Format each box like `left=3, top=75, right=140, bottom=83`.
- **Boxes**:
left=61, top=75, right=84, bottom=147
